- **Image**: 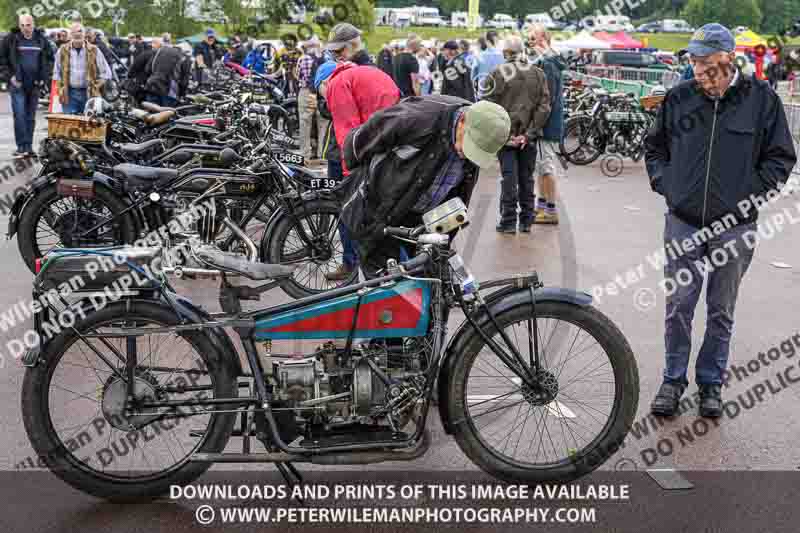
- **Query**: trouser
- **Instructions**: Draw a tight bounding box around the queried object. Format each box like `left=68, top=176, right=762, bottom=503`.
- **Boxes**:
left=298, top=87, right=315, bottom=159
left=10, top=85, right=38, bottom=152
left=328, top=160, right=358, bottom=269
left=662, top=213, right=756, bottom=386
left=316, top=112, right=329, bottom=160
left=145, top=93, right=178, bottom=108
left=63, top=87, right=88, bottom=115
left=498, top=143, right=537, bottom=227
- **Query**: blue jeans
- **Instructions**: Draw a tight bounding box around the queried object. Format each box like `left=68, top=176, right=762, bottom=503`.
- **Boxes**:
left=63, top=87, right=88, bottom=115
left=10, top=85, right=39, bottom=152
left=328, top=160, right=358, bottom=269
left=662, top=213, right=755, bottom=386
left=421, top=80, right=432, bottom=95
left=145, top=93, right=178, bottom=107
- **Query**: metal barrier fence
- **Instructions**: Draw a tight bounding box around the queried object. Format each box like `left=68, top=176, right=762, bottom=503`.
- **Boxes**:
left=569, top=70, right=653, bottom=97
left=576, top=66, right=681, bottom=89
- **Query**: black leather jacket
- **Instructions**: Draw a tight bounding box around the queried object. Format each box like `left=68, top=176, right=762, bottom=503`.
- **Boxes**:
left=340, top=95, right=479, bottom=262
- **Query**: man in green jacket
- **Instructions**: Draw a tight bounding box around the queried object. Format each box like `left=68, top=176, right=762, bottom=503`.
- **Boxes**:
left=485, top=35, right=551, bottom=234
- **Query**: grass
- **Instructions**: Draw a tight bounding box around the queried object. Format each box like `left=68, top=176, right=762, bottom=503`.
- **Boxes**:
left=234, top=24, right=800, bottom=53
left=261, top=26, right=703, bottom=53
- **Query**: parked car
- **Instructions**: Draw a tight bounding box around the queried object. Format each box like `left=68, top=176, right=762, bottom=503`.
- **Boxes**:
left=636, top=22, right=661, bottom=33
left=591, top=50, right=671, bottom=70
left=661, top=19, right=694, bottom=33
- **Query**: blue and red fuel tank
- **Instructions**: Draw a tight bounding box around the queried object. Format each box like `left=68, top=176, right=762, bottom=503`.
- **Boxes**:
left=253, top=279, right=432, bottom=340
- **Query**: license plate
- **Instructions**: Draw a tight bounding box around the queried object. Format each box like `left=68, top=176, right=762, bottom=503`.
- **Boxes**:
left=307, top=177, right=341, bottom=189
left=275, top=152, right=305, bottom=166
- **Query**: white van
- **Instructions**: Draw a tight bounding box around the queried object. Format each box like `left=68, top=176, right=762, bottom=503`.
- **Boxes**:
left=451, top=11, right=483, bottom=28
left=487, top=14, right=517, bottom=29
left=582, top=15, right=624, bottom=32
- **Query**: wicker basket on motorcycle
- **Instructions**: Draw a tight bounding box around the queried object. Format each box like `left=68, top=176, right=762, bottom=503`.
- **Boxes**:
left=46, top=113, right=107, bottom=144
left=639, top=95, right=665, bottom=110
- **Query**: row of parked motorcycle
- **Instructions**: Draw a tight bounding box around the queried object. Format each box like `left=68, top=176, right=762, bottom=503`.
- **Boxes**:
left=558, top=73, right=665, bottom=166
left=8, top=66, right=349, bottom=300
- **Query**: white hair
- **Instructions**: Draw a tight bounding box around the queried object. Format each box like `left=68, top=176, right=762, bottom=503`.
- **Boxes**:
left=503, top=35, right=524, bottom=55
left=528, top=23, right=551, bottom=44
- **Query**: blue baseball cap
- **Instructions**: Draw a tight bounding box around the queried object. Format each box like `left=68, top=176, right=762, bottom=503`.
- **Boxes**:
left=206, top=28, right=216, bottom=37
left=687, top=23, right=735, bottom=56
left=314, top=61, right=337, bottom=91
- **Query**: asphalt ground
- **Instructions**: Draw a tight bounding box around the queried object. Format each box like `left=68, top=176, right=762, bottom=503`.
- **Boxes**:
left=0, top=96, right=799, bottom=532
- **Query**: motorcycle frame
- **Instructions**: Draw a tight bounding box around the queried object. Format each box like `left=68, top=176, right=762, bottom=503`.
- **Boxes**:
left=31, top=244, right=551, bottom=458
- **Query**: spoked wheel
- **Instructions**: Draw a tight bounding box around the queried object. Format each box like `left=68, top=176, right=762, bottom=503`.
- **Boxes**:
left=266, top=199, right=358, bottom=299
left=21, top=301, right=238, bottom=502
left=17, top=183, right=137, bottom=273
left=448, top=301, right=638, bottom=484
left=560, top=116, right=605, bottom=166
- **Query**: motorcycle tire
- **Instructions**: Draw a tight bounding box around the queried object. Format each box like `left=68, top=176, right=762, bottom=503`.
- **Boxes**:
left=266, top=198, right=359, bottom=299
left=447, top=301, right=638, bottom=484
left=21, top=301, right=238, bottom=502
left=561, top=116, right=605, bottom=166
left=17, top=183, right=138, bottom=273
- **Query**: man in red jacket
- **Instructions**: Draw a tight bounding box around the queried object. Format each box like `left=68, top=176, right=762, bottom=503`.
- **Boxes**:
left=324, top=23, right=400, bottom=173
left=322, top=23, right=400, bottom=281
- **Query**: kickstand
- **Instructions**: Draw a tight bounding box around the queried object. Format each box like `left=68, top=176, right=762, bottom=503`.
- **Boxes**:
left=276, top=462, right=304, bottom=504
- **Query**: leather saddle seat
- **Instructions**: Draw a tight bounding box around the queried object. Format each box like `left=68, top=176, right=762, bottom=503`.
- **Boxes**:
left=113, top=163, right=178, bottom=191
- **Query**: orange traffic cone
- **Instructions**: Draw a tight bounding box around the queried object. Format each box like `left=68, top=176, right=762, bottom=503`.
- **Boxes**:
left=48, top=80, right=62, bottom=113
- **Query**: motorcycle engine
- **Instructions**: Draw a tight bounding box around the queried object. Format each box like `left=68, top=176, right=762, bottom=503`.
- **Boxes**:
left=272, top=341, right=428, bottom=431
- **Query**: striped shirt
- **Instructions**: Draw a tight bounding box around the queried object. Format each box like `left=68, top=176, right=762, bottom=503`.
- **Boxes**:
left=53, top=44, right=112, bottom=89
left=297, top=54, right=315, bottom=89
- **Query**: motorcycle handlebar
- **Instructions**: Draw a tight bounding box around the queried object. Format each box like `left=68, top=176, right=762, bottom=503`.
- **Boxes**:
left=384, top=226, right=424, bottom=239
left=400, top=251, right=430, bottom=272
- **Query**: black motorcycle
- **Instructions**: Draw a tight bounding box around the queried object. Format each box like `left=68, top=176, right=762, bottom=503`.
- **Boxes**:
left=560, top=89, right=656, bottom=165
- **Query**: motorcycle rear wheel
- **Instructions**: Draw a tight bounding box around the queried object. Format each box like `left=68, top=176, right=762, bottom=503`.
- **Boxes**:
left=17, top=183, right=138, bottom=273
left=21, top=301, right=238, bottom=502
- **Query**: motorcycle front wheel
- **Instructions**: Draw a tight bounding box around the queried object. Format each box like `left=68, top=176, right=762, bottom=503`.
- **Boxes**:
left=265, top=199, right=359, bottom=299
left=447, top=301, right=638, bottom=484
left=560, top=116, right=605, bottom=166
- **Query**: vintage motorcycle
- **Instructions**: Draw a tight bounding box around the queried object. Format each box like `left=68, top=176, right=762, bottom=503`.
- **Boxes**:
left=560, top=88, right=660, bottom=165
left=8, top=139, right=350, bottom=298
left=20, top=198, right=639, bottom=502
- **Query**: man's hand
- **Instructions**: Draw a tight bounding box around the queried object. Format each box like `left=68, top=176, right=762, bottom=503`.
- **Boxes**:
left=306, top=91, right=317, bottom=110
left=10, top=76, right=21, bottom=88
left=512, top=135, right=527, bottom=147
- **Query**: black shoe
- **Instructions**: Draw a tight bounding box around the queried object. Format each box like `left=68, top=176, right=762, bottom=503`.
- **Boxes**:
left=495, top=224, right=516, bottom=234
left=698, top=384, right=723, bottom=418
left=650, top=382, right=685, bottom=416
left=519, top=224, right=532, bottom=233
